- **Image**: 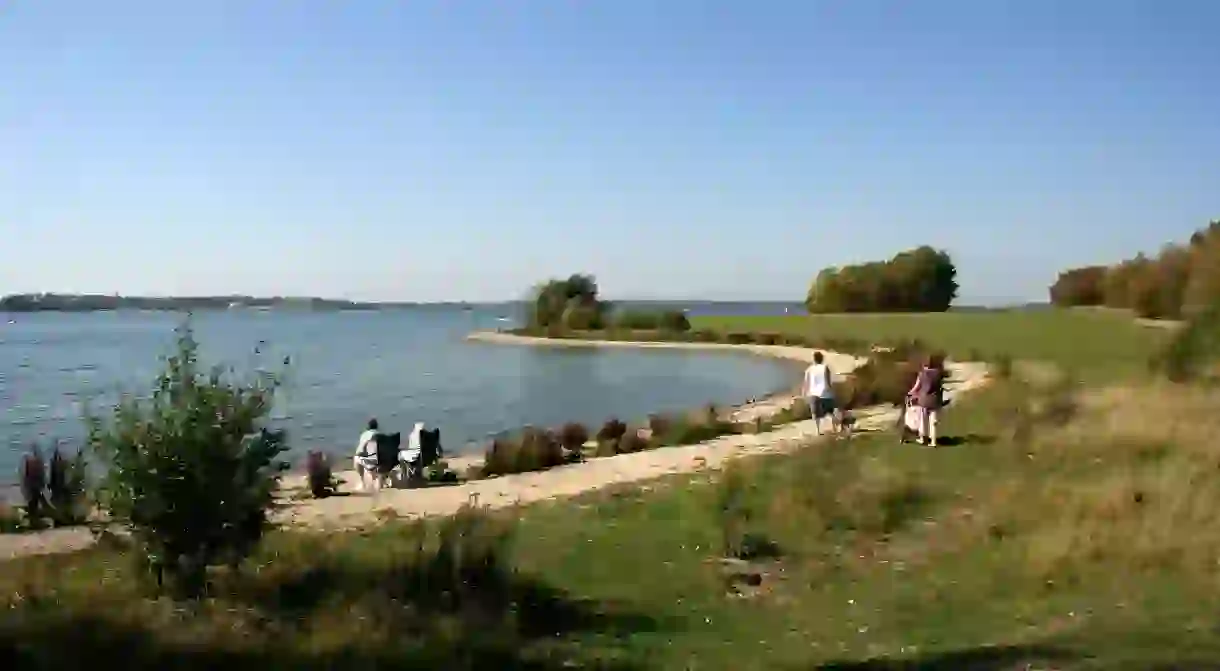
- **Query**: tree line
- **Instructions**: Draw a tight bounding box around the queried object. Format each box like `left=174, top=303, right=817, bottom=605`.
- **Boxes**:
left=1049, top=219, right=1220, bottom=319
left=526, top=274, right=690, bottom=332
left=804, top=246, right=959, bottom=313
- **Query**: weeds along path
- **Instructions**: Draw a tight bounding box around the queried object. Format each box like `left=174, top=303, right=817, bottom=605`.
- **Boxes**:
left=1, top=336, right=990, bottom=559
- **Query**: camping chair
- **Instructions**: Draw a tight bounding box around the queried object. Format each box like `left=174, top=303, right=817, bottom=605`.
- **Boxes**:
left=371, top=432, right=402, bottom=492
left=403, top=428, right=443, bottom=482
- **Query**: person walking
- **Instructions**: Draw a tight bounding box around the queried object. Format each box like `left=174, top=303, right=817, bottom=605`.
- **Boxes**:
left=803, top=351, right=837, bottom=436
left=907, top=354, right=946, bottom=447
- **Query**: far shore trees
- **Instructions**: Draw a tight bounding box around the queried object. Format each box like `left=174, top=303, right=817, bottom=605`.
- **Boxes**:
left=804, top=246, right=959, bottom=313
left=1048, top=219, right=1220, bottom=319
left=524, top=275, right=690, bottom=333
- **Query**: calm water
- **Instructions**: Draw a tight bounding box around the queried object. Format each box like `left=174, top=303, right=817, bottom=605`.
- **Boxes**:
left=0, top=308, right=796, bottom=476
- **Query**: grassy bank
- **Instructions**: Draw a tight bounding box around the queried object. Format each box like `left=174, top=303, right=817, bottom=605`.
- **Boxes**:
left=689, top=309, right=1166, bottom=381
left=3, top=370, right=1220, bottom=668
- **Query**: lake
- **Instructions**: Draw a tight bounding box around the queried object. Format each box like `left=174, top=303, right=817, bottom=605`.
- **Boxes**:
left=0, top=307, right=798, bottom=478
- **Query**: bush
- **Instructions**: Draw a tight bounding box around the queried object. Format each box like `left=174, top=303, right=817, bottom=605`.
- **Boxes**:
left=616, top=430, right=651, bottom=454
left=596, top=417, right=628, bottom=443
left=47, top=445, right=88, bottom=526
left=613, top=310, right=661, bottom=331
left=657, top=310, right=691, bottom=332
left=305, top=451, right=339, bottom=499
left=558, top=422, right=590, bottom=453
left=647, top=413, right=673, bottom=438
left=691, top=328, right=721, bottom=343
left=481, top=427, right=565, bottom=476
left=86, top=321, right=290, bottom=597
left=18, top=446, right=46, bottom=526
left=725, top=332, right=754, bottom=345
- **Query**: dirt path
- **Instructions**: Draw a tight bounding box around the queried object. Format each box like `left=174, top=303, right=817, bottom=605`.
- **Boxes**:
left=0, top=334, right=990, bottom=560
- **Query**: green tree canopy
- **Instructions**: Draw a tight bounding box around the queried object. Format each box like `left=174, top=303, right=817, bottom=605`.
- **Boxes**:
left=805, top=246, right=959, bottom=313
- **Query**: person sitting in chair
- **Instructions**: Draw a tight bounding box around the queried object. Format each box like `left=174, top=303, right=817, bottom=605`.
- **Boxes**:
left=353, top=418, right=380, bottom=491
left=398, top=422, right=425, bottom=481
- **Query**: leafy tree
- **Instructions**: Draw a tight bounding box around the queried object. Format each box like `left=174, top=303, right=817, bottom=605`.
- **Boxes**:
left=1049, top=219, right=1220, bottom=319
left=527, top=274, right=610, bottom=330
left=805, top=246, right=958, bottom=313
left=87, top=320, right=289, bottom=597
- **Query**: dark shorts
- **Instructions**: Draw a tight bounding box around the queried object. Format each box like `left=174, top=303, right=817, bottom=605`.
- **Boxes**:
left=810, top=396, right=836, bottom=419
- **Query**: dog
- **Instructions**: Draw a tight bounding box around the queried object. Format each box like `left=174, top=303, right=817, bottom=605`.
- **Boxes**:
left=833, top=408, right=856, bottom=438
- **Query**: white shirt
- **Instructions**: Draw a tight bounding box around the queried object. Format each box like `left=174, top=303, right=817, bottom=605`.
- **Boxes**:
left=356, top=429, right=378, bottom=458
left=804, top=363, right=834, bottom=399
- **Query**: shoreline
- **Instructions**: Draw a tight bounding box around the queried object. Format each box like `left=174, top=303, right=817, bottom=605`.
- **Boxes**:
left=1, top=332, right=990, bottom=561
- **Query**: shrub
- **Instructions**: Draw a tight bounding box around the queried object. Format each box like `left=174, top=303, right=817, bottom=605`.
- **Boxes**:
left=86, top=321, right=290, bottom=597
left=305, top=451, right=339, bottom=499
left=614, top=310, right=661, bottom=331
left=596, top=417, right=628, bottom=443
left=647, top=413, right=673, bottom=438
left=482, top=436, right=519, bottom=477
left=520, top=426, right=565, bottom=470
left=725, top=332, right=755, bottom=345
left=558, top=422, right=590, bottom=453
left=616, top=430, right=651, bottom=454
left=0, top=503, right=23, bottom=533
left=755, top=332, right=784, bottom=346
left=691, top=328, right=721, bottom=343
left=427, top=460, right=460, bottom=483
left=482, top=427, right=565, bottom=476
left=47, top=445, right=88, bottom=526
left=18, top=446, right=46, bottom=526
left=657, top=309, right=691, bottom=332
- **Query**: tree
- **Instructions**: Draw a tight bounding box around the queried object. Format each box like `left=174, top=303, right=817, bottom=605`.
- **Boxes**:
left=1049, top=266, right=1107, bottom=307
left=1047, top=219, right=1220, bottom=319
left=805, top=247, right=958, bottom=313
left=87, top=320, right=289, bottom=597
left=527, top=274, right=609, bottom=329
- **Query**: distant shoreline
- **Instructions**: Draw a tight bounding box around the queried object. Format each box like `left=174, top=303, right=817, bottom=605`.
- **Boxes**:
left=0, top=294, right=501, bottom=313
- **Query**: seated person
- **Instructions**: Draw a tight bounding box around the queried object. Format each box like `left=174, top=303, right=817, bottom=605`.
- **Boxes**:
left=400, top=422, right=425, bottom=467
left=353, top=418, right=380, bottom=489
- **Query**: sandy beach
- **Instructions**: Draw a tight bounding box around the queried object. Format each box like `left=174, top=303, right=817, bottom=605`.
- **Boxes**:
left=1, top=333, right=989, bottom=560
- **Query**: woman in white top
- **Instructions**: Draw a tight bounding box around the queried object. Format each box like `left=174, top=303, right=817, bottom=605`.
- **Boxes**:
left=803, top=351, right=836, bottom=435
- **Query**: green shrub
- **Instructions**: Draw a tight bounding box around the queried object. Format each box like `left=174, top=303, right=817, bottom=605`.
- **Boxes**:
left=561, top=303, right=605, bottom=331
left=86, top=321, right=289, bottom=597
left=47, top=445, right=88, bottom=526
left=691, top=328, right=721, bottom=343
left=725, top=332, right=755, bottom=345
left=18, top=446, right=46, bottom=527
left=657, top=310, right=691, bottom=332
left=613, top=310, right=661, bottom=330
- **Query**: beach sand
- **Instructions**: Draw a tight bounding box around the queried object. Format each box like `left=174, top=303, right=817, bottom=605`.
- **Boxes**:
left=1, top=333, right=989, bottom=560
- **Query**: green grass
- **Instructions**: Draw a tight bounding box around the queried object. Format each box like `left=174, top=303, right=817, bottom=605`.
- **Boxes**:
left=5, top=371, right=1220, bottom=669
left=691, top=308, right=1169, bottom=382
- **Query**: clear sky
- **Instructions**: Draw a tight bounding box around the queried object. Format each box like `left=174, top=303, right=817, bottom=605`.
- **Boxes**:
left=2, top=1, right=1216, bottom=304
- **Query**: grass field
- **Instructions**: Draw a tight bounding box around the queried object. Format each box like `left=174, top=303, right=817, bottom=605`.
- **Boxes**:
left=691, top=309, right=1168, bottom=381
left=2, top=310, right=1211, bottom=669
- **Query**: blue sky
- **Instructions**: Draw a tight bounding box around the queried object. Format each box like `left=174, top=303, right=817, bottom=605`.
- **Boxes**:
left=2, top=1, right=1216, bottom=303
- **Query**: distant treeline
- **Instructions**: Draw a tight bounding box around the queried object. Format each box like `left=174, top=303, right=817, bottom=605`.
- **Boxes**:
left=1049, top=219, right=1220, bottom=319
left=0, top=293, right=474, bottom=312
left=805, top=246, right=959, bottom=313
